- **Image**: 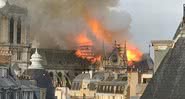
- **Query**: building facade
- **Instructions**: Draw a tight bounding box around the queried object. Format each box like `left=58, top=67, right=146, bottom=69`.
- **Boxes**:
left=70, top=41, right=129, bottom=99
left=0, top=1, right=31, bottom=73
left=0, top=63, right=40, bottom=99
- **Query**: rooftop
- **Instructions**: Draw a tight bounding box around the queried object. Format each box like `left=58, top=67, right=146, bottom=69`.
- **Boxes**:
left=141, top=37, right=185, bottom=99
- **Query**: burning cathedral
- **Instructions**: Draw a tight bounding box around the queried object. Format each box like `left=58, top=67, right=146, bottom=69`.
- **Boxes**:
left=0, top=1, right=155, bottom=99
left=0, top=0, right=92, bottom=78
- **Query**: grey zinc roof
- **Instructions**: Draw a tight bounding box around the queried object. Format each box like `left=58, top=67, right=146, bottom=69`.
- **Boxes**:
left=73, top=72, right=109, bottom=82
left=0, top=77, right=18, bottom=88
left=141, top=37, right=185, bottom=99
left=73, top=73, right=90, bottom=81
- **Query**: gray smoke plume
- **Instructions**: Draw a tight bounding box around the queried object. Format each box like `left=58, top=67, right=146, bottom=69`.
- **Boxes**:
left=10, top=0, right=131, bottom=50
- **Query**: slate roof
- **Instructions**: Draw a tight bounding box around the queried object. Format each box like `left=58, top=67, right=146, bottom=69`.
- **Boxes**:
left=24, top=69, right=55, bottom=99
left=141, top=37, right=185, bottom=99
left=71, top=71, right=128, bottom=93
left=173, top=22, right=184, bottom=40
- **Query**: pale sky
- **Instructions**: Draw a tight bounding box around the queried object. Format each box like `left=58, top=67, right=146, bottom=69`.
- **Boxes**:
left=120, top=0, right=185, bottom=52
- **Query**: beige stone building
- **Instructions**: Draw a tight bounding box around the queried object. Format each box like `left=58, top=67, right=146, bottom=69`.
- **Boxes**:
left=70, top=71, right=102, bottom=99
left=55, top=87, right=70, bottom=99
left=129, top=71, right=153, bottom=99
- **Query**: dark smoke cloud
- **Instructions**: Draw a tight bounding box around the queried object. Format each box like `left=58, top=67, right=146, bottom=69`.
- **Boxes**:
left=10, top=0, right=131, bottom=50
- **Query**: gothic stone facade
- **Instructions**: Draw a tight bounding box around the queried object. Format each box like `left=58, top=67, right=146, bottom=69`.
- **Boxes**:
left=0, top=2, right=31, bottom=73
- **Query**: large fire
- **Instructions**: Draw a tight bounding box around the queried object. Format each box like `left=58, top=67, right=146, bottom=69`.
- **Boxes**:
left=75, top=32, right=101, bottom=63
left=75, top=15, right=143, bottom=65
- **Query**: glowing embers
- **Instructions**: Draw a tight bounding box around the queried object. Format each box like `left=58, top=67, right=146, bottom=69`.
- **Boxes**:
left=75, top=45, right=101, bottom=63
left=75, top=33, right=101, bottom=63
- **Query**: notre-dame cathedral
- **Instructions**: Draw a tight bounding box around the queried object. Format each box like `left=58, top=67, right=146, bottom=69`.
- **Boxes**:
left=0, top=1, right=30, bottom=73
left=0, top=1, right=92, bottom=84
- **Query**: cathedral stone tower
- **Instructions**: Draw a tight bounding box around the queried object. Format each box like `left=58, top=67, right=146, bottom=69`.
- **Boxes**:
left=0, top=1, right=30, bottom=72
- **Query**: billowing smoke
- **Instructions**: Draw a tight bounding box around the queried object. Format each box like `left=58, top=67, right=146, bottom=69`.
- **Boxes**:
left=0, top=0, right=5, bottom=8
left=9, top=0, right=131, bottom=50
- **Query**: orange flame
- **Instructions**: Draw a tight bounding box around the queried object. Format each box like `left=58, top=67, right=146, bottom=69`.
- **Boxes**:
left=75, top=32, right=93, bottom=46
left=126, top=45, right=143, bottom=65
left=87, top=18, right=112, bottom=43
left=84, top=12, right=113, bottom=43
left=74, top=13, right=143, bottom=65
left=75, top=32, right=101, bottom=63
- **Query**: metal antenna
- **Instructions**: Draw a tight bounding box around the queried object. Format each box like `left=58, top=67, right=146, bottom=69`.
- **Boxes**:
left=149, top=44, right=151, bottom=57
left=183, top=4, right=185, bottom=17
left=183, top=4, right=185, bottom=23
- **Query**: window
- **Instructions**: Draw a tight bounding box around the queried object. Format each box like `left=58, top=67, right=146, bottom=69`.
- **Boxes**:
left=9, top=17, right=14, bottom=43
left=75, top=83, right=79, bottom=90
left=17, top=18, right=21, bottom=44
left=100, top=85, right=103, bottom=92
left=73, top=83, right=76, bottom=90
left=10, top=92, right=13, bottom=99
left=103, top=86, right=105, bottom=92
left=109, top=86, right=111, bottom=93
left=1, top=91, right=5, bottom=99
left=111, top=86, right=114, bottom=93
left=17, top=51, right=21, bottom=60
left=106, top=86, right=109, bottom=93
left=122, top=77, right=127, bottom=81
left=120, top=86, right=124, bottom=92
left=143, top=78, right=151, bottom=84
